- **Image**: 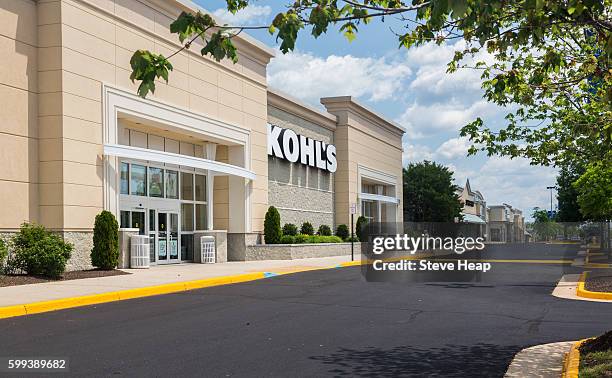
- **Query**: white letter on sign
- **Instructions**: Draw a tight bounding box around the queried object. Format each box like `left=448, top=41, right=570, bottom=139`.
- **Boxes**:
left=282, top=129, right=299, bottom=163
left=267, top=124, right=283, bottom=158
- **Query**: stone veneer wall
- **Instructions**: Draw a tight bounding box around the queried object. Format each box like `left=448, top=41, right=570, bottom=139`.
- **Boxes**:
left=267, top=106, right=335, bottom=230
left=242, top=242, right=362, bottom=261
left=0, top=231, right=93, bottom=272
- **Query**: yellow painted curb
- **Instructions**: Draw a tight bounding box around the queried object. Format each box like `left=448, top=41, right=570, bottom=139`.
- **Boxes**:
left=563, top=339, right=589, bottom=378
left=576, top=271, right=612, bottom=300
left=0, top=272, right=267, bottom=320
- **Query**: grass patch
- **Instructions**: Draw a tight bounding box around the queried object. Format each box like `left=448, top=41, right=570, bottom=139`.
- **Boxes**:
left=579, top=350, right=612, bottom=378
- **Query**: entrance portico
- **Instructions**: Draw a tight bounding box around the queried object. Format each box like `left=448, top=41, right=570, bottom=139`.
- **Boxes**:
left=102, top=86, right=255, bottom=264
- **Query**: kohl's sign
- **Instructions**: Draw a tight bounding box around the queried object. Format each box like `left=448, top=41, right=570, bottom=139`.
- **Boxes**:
left=267, top=124, right=337, bottom=173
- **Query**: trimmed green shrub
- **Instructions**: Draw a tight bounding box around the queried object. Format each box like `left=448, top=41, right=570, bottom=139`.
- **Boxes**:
left=292, top=235, right=343, bottom=244
left=0, top=238, right=7, bottom=272
left=91, top=210, right=119, bottom=270
left=280, top=235, right=296, bottom=244
left=318, top=224, right=332, bottom=236
left=346, top=236, right=360, bottom=242
left=282, top=223, right=298, bottom=236
left=335, top=224, right=350, bottom=241
left=12, top=223, right=73, bottom=278
left=264, top=206, right=282, bottom=244
left=356, top=216, right=368, bottom=242
left=300, top=222, right=314, bottom=235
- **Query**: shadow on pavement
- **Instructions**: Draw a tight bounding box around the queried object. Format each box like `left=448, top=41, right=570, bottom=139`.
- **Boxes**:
left=309, top=343, right=521, bottom=377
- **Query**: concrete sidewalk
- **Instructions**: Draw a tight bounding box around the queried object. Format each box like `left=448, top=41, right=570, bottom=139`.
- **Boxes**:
left=0, top=255, right=359, bottom=307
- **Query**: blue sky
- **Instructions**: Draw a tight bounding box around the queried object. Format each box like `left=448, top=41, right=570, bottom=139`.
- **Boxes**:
left=196, top=1, right=559, bottom=219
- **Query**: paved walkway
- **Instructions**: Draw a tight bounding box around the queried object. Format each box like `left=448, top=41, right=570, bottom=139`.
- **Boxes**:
left=552, top=274, right=612, bottom=302
left=504, top=341, right=574, bottom=377
left=0, top=255, right=358, bottom=306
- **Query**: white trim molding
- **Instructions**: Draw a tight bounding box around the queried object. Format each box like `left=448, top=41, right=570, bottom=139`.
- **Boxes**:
left=359, top=192, right=400, bottom=204
left=104, top=144, right=256, bottom=180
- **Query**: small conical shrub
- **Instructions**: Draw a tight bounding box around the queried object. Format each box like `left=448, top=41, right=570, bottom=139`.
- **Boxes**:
left=300, top=222, right=314, bottom=235
left=356, top=216, right=368, bottom=242
left=91, top=210, right=119, bottom=270
left=335, top=224, right=349, bottom=241
left=264, top=206, right=282, bottom=244
left=318, top=224, right=332, bottom=236
left=282, top=223, right=298, bottom=236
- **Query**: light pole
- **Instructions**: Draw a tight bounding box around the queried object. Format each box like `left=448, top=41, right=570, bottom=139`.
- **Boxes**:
left=546, top=186, right=555, bottom=218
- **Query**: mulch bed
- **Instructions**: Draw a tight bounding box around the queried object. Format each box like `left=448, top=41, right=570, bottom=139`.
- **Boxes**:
left=585, top=270, right=612, bottom=293
left=0, top=269, right=130, bottom=287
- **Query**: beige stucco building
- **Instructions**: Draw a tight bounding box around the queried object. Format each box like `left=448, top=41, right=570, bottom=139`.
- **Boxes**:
left=1, top=0, right=404, bottom=268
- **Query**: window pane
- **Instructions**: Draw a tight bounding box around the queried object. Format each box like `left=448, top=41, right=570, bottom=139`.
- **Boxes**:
left=149, top=167, right=164, bottom=198
left=166, top=170, right=178, bottom=199
left=195, top=174, right=206, bottom=201
left=131, top=211, right=145, bottom=235
left=307, top=167, right=318, bottom=189
left=320, top=171, right=330, bottom=191
left=181, top=234, right=194, bottom=261
left=196, top=204, right=207, bottom=230
left=120, top=211, right=130, bottom=228
left=181, top=172, right=193, bottom=200
left=130, top=164, right=147, bottom=196
left=120, top=163, right=129, bottom=194
left=181, top=203, right=194, bottom=231
left=292, top=164, right=306, bottom=187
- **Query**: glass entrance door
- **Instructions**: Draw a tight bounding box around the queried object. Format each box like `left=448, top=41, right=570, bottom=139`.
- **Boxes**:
left=157, top=212, right=179, bottom=264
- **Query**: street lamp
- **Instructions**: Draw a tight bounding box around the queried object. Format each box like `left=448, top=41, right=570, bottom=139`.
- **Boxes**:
left=546, top=186, right=556, bottom=218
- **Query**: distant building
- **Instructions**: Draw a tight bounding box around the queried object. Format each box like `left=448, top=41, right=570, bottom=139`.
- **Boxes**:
left=456, top=180, right=487, bottom=238
left=487, top=204, right=526, bottom=243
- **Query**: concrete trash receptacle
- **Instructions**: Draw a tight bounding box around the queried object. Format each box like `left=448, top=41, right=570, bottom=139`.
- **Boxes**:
left=130, top=235, right=150, bottom=268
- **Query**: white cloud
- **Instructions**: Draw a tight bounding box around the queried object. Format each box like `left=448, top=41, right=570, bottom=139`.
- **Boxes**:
left=402, top=143, right=434, bottom=165
left=463, top=157, right=558, bottom=218
left=212, top=5, right=272, bottom=25
left=398, top=100, right=498, bottom=139
left=435, top=137, right=473, bottom=160
left=267, top=50, right=412, bottom=104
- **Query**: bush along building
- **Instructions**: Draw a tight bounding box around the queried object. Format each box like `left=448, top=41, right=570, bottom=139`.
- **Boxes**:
left=1, top=0, right=404, bottom=269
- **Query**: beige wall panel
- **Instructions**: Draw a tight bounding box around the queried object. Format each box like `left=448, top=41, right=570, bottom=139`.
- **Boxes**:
left=62, top=205, right=102, bottom=229
left=38, top=161, right=63, bottom=184
left=62, top=161, right=103, bottom=186
left=237, top=55, right=266, bottom=85
left=114, top=0, right=155, bottom=32
left=115, top=67, right=140, bottom=93
left=38, top=115, right=62, bottom=139
left=179, top=142, right=194, bottom=156
left=62, top=139, right=101, bottom=165
left=0, top=133, right=37, bottom=182
left=0, top=85, right=37, bottom=137
left=188, top=94, right=218, bottom=119
left=62, top=70, right=102, bottom=101
left=218, top=104, right=244, bottom=127
left=243, top=98, right=266, bottom=119
left=63, top=116, right=102, bottom=144
left=78, top=0, right=115, bottom=13
left=0, top=35, right=37, bottom=91
left=1, top=0, right=37, bottom=46
left=188, top=59, right=218, bottom=85
left=62, top=93, right=101, bottom=123
left=37, top=1, right=61, bottom=26
left=62, top=48, right=115, bottom=84
left=39, top=183, right=63, bottom=206
left=37, top=23, right=61, bottom=48
left=39, top=138, right=63, bottom=162
left=0, top=181, right=38, bottom=229
left=249, top=128, right=267, bottom=147
left=154, top=42, right=188, bottom=73
left=244, top=83, right=266, bottom=105
left=61, top=1, right=115, bottom=44
left=149, top=83, right=189, bottom=109
left=165, top=138, right=179, bottom=154
left=115, top=46, right=134, bottom=71
left=130, top=130, right=147, bottom=148
left=218, top=88, right=242, bottom=112
left=38, top=46, right=62, bottom=71
left=61, top=24, right=115, bottom=65
left=39, top=205, right=63, bottom=229
left=162, top=69, right=189, bottom=93
left=63, top=183, right=103, bottom=207
left=38, top=70, right=62, bottom=93
left=188, top=77, right=217, bottom=101
left=38, top=91, right=62, bottom=117
left=153, top=9, right=175, bottom=41
left=115, top=25, right=155, bottom=52
left=148, top=134, right=164, bottom=151
left=218, top=72, right=243, bottom=96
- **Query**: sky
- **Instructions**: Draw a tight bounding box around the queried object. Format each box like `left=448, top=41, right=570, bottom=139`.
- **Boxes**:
left=197, top=1, right=559, bottom=219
